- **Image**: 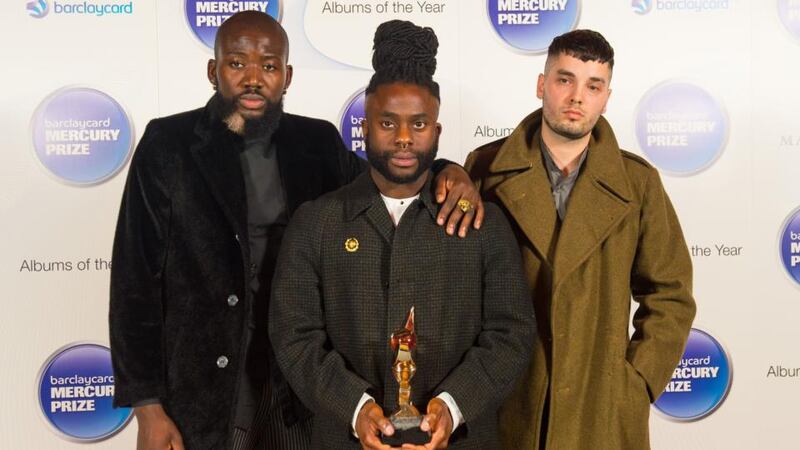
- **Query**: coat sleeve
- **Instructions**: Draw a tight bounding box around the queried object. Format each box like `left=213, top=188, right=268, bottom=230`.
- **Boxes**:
left=627, top=168, right=697, bottom=402
left=108, top=120, right=172, bottom=407
left=434, top=203, right=535, bottom=425
left=269, top=201, right=373, bottom=428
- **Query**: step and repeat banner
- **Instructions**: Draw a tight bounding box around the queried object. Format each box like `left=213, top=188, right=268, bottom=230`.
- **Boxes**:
left=1, top=1, right=798, bottom=448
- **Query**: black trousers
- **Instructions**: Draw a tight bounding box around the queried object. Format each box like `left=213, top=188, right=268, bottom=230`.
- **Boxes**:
left=230, top=383, right=311, bottom=450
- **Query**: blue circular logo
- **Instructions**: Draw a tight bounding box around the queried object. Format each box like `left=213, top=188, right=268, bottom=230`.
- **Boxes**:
left=31, top=87, right=133, bottom=185
left=635, top=81, right=728, bottom=175
left=631, top=0, right=653, bottom=14
left=486, top=0, right=580, bottom=54
left=185, top=0, right=282, bottom=49
left=339, top=88, right=367, bottom=160
left=27, top=0, right=49, bottom=18
left=778, top=0, right=800, bottom=41
left=779, top=207, right=800, bottom=287
left=37, top=343, right=132, bottom=441
left=654, top=329, right=732, bottom=421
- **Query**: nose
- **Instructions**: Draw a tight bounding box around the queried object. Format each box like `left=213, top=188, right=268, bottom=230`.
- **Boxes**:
left=569, top=85, right=584, bottom=105
left=243, top=65, right=263, bottom=90
left=395, top=124, right=412, bottom=149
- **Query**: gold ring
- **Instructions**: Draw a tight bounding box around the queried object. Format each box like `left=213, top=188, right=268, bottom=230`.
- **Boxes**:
left=457, top=199, right=473, bottom=213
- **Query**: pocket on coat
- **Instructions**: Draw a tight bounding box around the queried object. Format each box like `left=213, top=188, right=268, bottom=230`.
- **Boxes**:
left=623, top=360, right=649, bottom=405
left=615, top=360, right=651, bottom=449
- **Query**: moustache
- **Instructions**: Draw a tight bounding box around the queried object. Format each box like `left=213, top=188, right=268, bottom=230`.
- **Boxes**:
left=236, top=90, right=266, bottom=101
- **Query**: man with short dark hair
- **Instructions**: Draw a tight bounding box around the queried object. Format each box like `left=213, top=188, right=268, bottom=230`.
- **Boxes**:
left=269, top=20, right=534, bottom=450
left=465, top=29, right=697, bottom=449
left=109, top=11, right=483, bottom=450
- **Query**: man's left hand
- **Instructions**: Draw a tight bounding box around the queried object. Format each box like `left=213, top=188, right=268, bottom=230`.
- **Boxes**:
left=434, top=165, right=484, bottom=237
left=402, top=398, right=453, bottom=450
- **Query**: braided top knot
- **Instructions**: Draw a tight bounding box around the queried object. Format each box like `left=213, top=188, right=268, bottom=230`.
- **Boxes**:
left=372, top=20, right=438, bottom=78
left=366, top=20, right=440, bottom=100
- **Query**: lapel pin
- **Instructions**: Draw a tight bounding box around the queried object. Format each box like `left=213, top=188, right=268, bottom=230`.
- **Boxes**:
left=345, top=238, right=359, bottom=253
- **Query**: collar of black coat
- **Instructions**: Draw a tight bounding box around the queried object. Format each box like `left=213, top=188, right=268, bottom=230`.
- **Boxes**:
left=488, top=108, right=633, bottom=202
left=343, top=170, right=439, bottom=222
left=193, top=96, right=242, bottom=149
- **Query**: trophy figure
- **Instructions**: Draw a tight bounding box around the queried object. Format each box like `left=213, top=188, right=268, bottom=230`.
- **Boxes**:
left=381, top=307, right=431, bottom=446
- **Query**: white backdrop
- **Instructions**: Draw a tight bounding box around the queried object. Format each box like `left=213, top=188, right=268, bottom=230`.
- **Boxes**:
left=1, top=1, right=799, bottom=448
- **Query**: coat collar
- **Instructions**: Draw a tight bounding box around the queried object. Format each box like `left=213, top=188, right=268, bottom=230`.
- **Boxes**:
left=271, top=112, right=325, bottom=215
left=489, top=109, right=635, bottom=288
left=343, top=170, right=438, bottom=244
left=189, top=100, right=248, bottom=240
left=489, top=109, right=633, bottom=200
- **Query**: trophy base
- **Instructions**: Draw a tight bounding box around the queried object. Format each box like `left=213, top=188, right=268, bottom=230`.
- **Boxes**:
left=380, top=416, right=430, bottom=446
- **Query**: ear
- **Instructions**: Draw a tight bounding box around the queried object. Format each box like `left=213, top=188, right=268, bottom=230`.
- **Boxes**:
left=360, top=118, right=369, bottom=140
left=536, top=73, right=545, bottom=100
left=207, top=59, right=217, bottom=87
left=284, top=64, right=294, bottom=93
left=602, top=88, right=612, bottom=114
left=435, top=122, right=442, bottom=136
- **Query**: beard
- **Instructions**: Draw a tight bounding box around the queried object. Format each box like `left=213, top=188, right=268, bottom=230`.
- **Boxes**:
left=208, top=91, right=283, bottom=140
left=365, top=136, right=438, bottom=185
left=542, top=112, right=593, bottom=140
left=540, top=87, right=601, bottom=140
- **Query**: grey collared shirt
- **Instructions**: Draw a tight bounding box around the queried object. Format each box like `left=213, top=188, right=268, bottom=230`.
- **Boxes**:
left=540, top=139, right=588, bottom=220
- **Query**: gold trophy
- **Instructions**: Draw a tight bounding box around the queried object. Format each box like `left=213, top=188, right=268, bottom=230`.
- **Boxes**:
left=381, top=307, right=431, bottom=445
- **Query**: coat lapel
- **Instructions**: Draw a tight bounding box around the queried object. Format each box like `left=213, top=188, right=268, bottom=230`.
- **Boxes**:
left=189, top=111, right=248, bottom=240
left=490, top=111, right=559, bottom=264
left=552, top=116, right=634, bottom=288
left=344, top=172, right=395, bottom=246
left=274, top=114, right=324, bottom=217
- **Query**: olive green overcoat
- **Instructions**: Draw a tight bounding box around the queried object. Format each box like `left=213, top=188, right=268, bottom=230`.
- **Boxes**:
left=465, top=109, right=696, bottom=450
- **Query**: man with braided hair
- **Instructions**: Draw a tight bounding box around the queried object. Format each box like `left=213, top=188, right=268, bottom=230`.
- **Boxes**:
left=269, top=20, right=534, bottom=450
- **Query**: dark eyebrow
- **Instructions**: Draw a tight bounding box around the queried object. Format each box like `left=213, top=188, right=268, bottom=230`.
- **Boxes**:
left=555, top=69, right=575, bottom=77
left=379, top=112, right=430, bottom=120
left=223, top=51, right=282, bottom=60
left=556, top=69, right=607, bottom=85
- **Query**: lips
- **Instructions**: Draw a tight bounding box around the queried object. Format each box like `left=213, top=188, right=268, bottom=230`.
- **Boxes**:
left=390, top=152, right=418, bottom=168
left=238, top=93, right=266, bottom=110
left=564, top=109, right=584, bottom=119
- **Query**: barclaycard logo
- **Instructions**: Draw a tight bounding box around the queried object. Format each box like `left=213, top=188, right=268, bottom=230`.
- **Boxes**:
left=631, top=0, right=652, bottom=14
left=27, top=0, right=49, bottom=18
left=635, top=0, right=730, bottom=13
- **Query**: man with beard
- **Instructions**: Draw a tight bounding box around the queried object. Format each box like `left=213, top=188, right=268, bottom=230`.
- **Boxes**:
left=269, top=20, right=534, bottom=450
left=109, top=11, right=483, bottom=450
left=465, top=30, right=696, bottom=449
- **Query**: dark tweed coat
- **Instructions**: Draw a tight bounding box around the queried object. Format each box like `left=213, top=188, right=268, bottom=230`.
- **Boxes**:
left=465, top=109, right=696, bottom=450
left=269, top=172, right=536, bottom=450
left=109, top=102, right=366, bottom=449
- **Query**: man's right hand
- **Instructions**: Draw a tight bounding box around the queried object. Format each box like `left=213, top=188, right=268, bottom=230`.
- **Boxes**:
left=134, top=403, right=184, bottom=450
left=355, top=401, right=397, bottom=450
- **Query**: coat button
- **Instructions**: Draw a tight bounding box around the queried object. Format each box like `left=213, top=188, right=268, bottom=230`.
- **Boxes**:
left=234, top=234, right=240, bottom=242
left=227, top=294, right=239, bottom=307
left=250, top=263, right=257, bottom=277
left=216, top=356, right=229, bottom=368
